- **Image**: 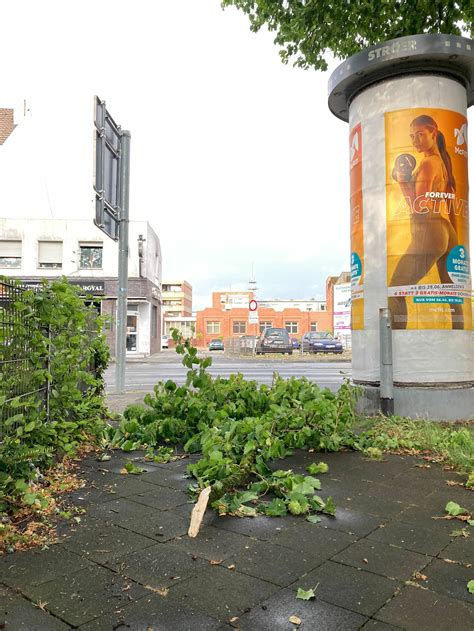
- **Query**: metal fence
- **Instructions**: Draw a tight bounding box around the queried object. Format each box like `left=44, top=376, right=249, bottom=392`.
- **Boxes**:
left=0, top=279, right=49, bottom=440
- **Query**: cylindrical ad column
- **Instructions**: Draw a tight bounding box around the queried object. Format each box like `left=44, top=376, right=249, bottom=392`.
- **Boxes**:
left=351, top=75, right=471, bottom=384
left=329, top=34, right=474, bottom=400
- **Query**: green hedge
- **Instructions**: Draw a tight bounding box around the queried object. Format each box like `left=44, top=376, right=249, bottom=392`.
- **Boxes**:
left=0, top=277, right=110, bottom=514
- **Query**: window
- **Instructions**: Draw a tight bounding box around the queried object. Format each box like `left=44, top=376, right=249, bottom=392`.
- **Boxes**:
left=206, top=321, right=220, bottom=334
left=310, top=322, right=318, bottom=332
left=233, top=321, right=246, bottom=334
left=152, top=306, right=158, bottom=338
left=38, top=241, right=62, bottom=269
left=285, top=321, right=298, bottom=334
left=321, top=305, right=325, bottom=311
left=80, top=244, right=103, bottom=269
left=0, top=240, right=22, bottom=268
left=259, top=321, right=272, bottom=333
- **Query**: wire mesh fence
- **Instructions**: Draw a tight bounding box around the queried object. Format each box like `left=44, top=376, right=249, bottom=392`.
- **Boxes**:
left=0, top=279, right=49, bottom=441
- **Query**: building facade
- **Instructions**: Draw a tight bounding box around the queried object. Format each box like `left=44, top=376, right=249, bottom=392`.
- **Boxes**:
left=195, top=290, right=334, bottom=347
left=0, top=218, right=163, bottom=357
left=161, top=280, right=192, bottom=318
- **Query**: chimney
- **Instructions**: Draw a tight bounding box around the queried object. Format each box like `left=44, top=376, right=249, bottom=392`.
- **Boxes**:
left=0, top=109, right=15, bottom=145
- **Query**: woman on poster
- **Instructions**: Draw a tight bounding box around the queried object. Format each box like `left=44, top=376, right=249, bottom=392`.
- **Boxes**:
left=389, top=114, right=463, bottom=329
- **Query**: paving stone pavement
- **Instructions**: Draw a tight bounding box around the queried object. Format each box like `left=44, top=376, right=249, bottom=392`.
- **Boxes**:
left=1, top=446, right=473, bottom=629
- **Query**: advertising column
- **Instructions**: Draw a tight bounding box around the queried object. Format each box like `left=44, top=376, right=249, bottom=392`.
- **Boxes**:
left=328, top=34, right=474, bottom=418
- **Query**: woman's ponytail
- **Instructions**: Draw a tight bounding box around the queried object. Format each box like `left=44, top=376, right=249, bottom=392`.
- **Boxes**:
left=436, top=130, right=456, bottom=192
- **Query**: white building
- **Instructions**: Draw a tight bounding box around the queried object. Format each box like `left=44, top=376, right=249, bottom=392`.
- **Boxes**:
left=0, top=106, right=165, bottom=357
left=0, top=218, right=163, bottom=357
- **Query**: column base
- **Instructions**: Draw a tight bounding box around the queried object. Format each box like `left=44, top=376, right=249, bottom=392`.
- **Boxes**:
left=356, top=383, right=474, bottom=421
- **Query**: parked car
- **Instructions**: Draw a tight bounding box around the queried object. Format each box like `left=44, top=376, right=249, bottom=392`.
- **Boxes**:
left=290, top=337, right=300, bottom=349
left=209, top=339, right=225, bottom=351
left=301, top=331, right=343, bottom=354
left=255, top=327, right=292, bottom=355
left=161, top=335, right=169, bottom=349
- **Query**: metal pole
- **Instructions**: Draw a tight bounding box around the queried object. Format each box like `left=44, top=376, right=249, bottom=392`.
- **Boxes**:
left=116, top=130, right=131, bottom=394
left=379, top=307, right=394, bottom=416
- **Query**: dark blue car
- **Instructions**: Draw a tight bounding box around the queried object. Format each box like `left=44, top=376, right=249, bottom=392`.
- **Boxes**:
left=301, top=332, right=343, bottom=354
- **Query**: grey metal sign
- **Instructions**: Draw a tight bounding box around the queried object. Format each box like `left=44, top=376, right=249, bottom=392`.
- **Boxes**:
left=328, top=34, right=474, bottom=121
left=93, top=96, right=121, bottom=240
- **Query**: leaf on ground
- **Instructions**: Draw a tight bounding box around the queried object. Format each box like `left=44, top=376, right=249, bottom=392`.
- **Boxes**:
left=450, top=529, right=469, bottom=538
left=296, top=587, right=315, bottom=600
left=306, top=462, right=329, bottom=475
left=306, top=515, right=321, bottom=524
left=445, top=501, right=468, bottom=517
left=467, top=580, right=474, bottom=594
left=209, top=559, right=223, bottom=565
left=413, top=571, right=428, bottom=581
left=145, top=585, right=168, bottom=596
left=289, top=615, right=302, bottom=625
left=227, top=564, right=236, bottom=570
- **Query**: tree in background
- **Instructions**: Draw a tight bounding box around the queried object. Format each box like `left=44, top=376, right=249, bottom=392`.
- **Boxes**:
left=221, top=1, right=474, bottom=70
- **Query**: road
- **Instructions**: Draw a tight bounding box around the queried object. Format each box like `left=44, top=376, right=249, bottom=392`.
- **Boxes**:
left=105, top=352, right=352, bottom=393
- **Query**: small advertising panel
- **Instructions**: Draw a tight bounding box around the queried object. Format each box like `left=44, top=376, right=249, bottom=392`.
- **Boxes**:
left=333, top=283, right=351, bottom=337
left=350, top=123, right=364, bottom=329
left=385, top=108, right=471, bottom=330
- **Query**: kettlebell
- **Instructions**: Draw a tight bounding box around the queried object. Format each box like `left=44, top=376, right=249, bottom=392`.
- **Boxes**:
left=392, top=153, right=416, bottom=182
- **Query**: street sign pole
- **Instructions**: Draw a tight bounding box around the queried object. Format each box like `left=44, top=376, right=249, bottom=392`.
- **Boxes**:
left=116, top=131, right=131, bottom=394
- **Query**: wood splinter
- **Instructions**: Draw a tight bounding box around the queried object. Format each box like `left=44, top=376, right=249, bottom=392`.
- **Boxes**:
left=188, top=486, right=211, bottom=538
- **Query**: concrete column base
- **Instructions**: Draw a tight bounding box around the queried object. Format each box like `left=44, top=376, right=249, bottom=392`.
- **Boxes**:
left=356, top=384, right=474, bottom=421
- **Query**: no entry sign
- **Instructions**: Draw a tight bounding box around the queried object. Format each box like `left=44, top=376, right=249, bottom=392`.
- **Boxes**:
left=249, top=299, right=258, bottom=311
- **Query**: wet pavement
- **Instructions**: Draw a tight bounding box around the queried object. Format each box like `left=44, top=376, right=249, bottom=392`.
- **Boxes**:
left=1, top=401, right=473, bottom=629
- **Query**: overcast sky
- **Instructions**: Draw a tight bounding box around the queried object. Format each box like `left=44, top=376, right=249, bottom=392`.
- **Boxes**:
left=1, top=1, right=472, bottom=310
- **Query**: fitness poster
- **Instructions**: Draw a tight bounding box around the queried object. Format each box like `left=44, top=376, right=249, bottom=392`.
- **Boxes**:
left=385, top=107, right=471, bottom=330
left=350, top=123, right=364, bottom=329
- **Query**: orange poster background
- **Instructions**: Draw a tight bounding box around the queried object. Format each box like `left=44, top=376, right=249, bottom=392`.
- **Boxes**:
left=385, top=108, right=471, bottom=330
left=350, top=123, right=364, bottom=330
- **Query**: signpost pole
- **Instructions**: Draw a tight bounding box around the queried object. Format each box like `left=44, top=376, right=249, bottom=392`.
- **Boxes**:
left=116, top=131, right=131, bottom=394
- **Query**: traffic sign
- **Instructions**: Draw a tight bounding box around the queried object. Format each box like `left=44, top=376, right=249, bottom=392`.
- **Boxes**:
left=249, top=299, right=258, bottom=311
left=249, top=311, right=259, bottom=324
left=93, top=96, right=121, bottom=241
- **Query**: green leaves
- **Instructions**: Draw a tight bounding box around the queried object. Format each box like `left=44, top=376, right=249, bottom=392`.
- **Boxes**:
left=445, top=501, right=468, bottom=517
left=307, top=462, right=329, bottom=475
left=221, top=1, right=471, bottom=70
left=123, top=461, right=145, bottom=475
left=296, top=587, right=316, bottom=601
left=467, top=580, right=474, bottom=594
left=265, top=498, right=288, bottom=516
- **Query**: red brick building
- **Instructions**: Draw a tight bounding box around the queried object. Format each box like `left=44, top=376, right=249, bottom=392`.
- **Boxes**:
left=195, top=278, right=343, bottom=347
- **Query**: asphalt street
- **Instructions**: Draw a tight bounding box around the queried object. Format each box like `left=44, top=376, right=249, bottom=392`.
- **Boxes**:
left=105, top=352, right=352, bottom=393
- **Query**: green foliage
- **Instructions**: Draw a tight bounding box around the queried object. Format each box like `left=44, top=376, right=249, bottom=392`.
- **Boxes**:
left=356, top=416, right=474, bottom=473
left=112, top=330, right=359, bottom=519
left=0, top=277, right=109, bottom=515
left=467, top=580, right=474, bottom=594
left=306, top=462, right=329, bottom=475
left=445, top=501, right=469, bottom=517
left=296, top=586, right=316, bottom=600
left=222, top=1, right=473, bottom=70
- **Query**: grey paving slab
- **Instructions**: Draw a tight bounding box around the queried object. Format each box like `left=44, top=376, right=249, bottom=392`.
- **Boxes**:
left=213, top=513, right=298, bottom=540
left=237, top=586, right=367, bottom=630
left=166, top=564, right=278, bottom=621
left=399, top=500, right=465, bottom=533
left=63, top=520, right=157, bottom=564
left=225, top=538, right=325, bottom=587
left=367, top=520, right=452, bottom=556
left=439, top=533, right=474, bottom=565
left=422, top=558, right=474, bottom=604
left=140, top=467, right=194, bottom=491
left=335, top=489, right=409, bottom=519
left=126, top=486, right=190, bottom=510
left=360, top=621, right=402, bottom=630
left=77, top=593, right=222, bottom=630
left=293, top=560, right=399, bottom=617
left=100, top=476, right=161, bottom=498
left=173, top=501, right=218, bottom=528
left=332, top=539, right=430, bottom=581
left=0, top=584, right=71, bottom=630
left=269, top=520, right=356, bottom=560
left=104, top=543, right=208, bottom=590
left=167, top=525, right=252, bottom=562
left=88, top=496, right=157, bottom=524
left=0, top=544, right=93, bottom=590
left=426, top=486, right=474, bottom=512
left=317, top=507, right=383, bottom=538
left=24, top=565, right=148, bottom=627
left=375, top=585, right=474, bottom=631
